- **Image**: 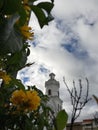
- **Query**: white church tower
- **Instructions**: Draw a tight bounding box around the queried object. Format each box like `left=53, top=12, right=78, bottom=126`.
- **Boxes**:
left=45, top=73, right=63, bottom=115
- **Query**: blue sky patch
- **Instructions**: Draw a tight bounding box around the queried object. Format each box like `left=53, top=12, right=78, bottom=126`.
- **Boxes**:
left=23, top=77, right=29, bottom=83
left=31, top=41, right=38, bottom=47
left=61, top=38, right=88, bottom=59
left=39, top=65, right=49, bottom=74
left=56, top=19, right=72, bottom=34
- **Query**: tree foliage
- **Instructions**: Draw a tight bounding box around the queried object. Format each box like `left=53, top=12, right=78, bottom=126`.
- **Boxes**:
left=0, top=0, right=68, bottom=130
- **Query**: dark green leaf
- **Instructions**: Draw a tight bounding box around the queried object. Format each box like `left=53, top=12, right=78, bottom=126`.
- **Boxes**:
left=37, top=2, right=54, bottom=14
left=6, top=50, right=27, bottom=75
left=51, top=0, right=54, bottom=3
left=18, top=6, right=27, bottom=26
left=12, top=78, right=25, bottom=90
left=25, top=117, right=35, bottom=130
left=55, top=110, right=68, bottom=130
left=37, top=113, right=45, bottom=130
left=30, top=5, right=48, bottom=28
left=27, top=48, right=30, bottom=56
left=46, top=13, right=54, bottom=22
left=2, top=0, right=21, bottom=15
left=29, top=0, right=38, bottom=3
left=19, top=51, right=27, bottom=69
left=0, top=0, right=4, bottom=11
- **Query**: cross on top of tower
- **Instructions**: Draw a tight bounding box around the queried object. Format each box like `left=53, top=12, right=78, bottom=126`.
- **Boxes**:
left=49, top=73, right=55, bottom=80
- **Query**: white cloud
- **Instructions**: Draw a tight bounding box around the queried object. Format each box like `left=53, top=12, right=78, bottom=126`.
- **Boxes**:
left=18, top=0, right=98, bottom=122
left=53, top=0, right=98, bottom=19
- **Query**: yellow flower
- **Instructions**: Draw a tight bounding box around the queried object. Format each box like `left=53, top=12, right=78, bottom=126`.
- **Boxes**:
left=20, top=25, right=34, bottom=40
left=0, top=71, right=11, bottom=84
left=10, top=89, right=41, bottom=112
left=10, top=90, right=26, bottom=105
left=26, top=90, right=41, bottom=111
left=20, top=0, right=33, bottom=40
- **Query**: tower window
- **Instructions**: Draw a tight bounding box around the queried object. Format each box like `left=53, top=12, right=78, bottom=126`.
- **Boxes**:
left=58, top=91, right=59, bottom=97
left=48, top=89, right=51, bottom=95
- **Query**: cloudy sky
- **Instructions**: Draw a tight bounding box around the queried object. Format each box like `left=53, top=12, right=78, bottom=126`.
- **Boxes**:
left=18, top=0, right=98, bottom=122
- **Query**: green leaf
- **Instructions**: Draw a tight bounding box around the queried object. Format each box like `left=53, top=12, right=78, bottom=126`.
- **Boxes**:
left=27, top=48, right=30, bottom=56
left=12, top=78, right=25, bottom=90
left=37, top=113, right=45, bottom=130
left=46, top=13, right=54, bottom=22
left=6, top=50, right=27, bottom=76
left=0, top=14, right=23, bottom=54
left=11, top=51, right=26, bottom=67
left=0, top=0, right=4, bottom=11
left=30, top=2, right=54, bottom=28
left=25, top=117, right=35, bottom=130
left=18, top=6, right=27, bottom=26
left=51, top=0, right=54, bottom=3
left=37, top=2, right=54, bottom=14
left=2, top=0, right=21, bottom=15
left=29, top=0, right=38, bottom=3
left=55, top=110, right=68, bottom=130
left=30, top=5, right=48, bottom=28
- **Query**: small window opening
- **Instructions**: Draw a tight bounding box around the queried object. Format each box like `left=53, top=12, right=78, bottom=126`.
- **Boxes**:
left=48, top=89, right=51, bottom=95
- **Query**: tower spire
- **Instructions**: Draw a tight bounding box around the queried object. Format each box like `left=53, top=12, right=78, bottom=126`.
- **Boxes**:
left=45, top=73, right=62, bottom=115
left=49, top=73, right=55, bottom=79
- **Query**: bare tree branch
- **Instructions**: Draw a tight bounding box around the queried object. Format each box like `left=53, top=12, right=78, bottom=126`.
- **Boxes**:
left=63, top=77, right=91, bottom=130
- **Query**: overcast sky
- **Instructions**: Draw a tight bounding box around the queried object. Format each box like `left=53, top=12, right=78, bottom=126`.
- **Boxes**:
left=17, top=0, right=98, bottom=122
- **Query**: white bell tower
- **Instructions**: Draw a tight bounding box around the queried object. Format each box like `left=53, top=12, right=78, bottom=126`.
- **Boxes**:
left=45, top=73, right=63, bottom=115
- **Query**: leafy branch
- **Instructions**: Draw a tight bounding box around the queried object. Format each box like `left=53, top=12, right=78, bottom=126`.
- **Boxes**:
left=63, top=77, right=91, bottom=130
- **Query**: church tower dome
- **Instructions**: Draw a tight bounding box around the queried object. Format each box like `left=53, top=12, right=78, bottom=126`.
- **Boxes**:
left=45, top=73, right=60, bottom=97
left=45, top=73, right=62, bottom=114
